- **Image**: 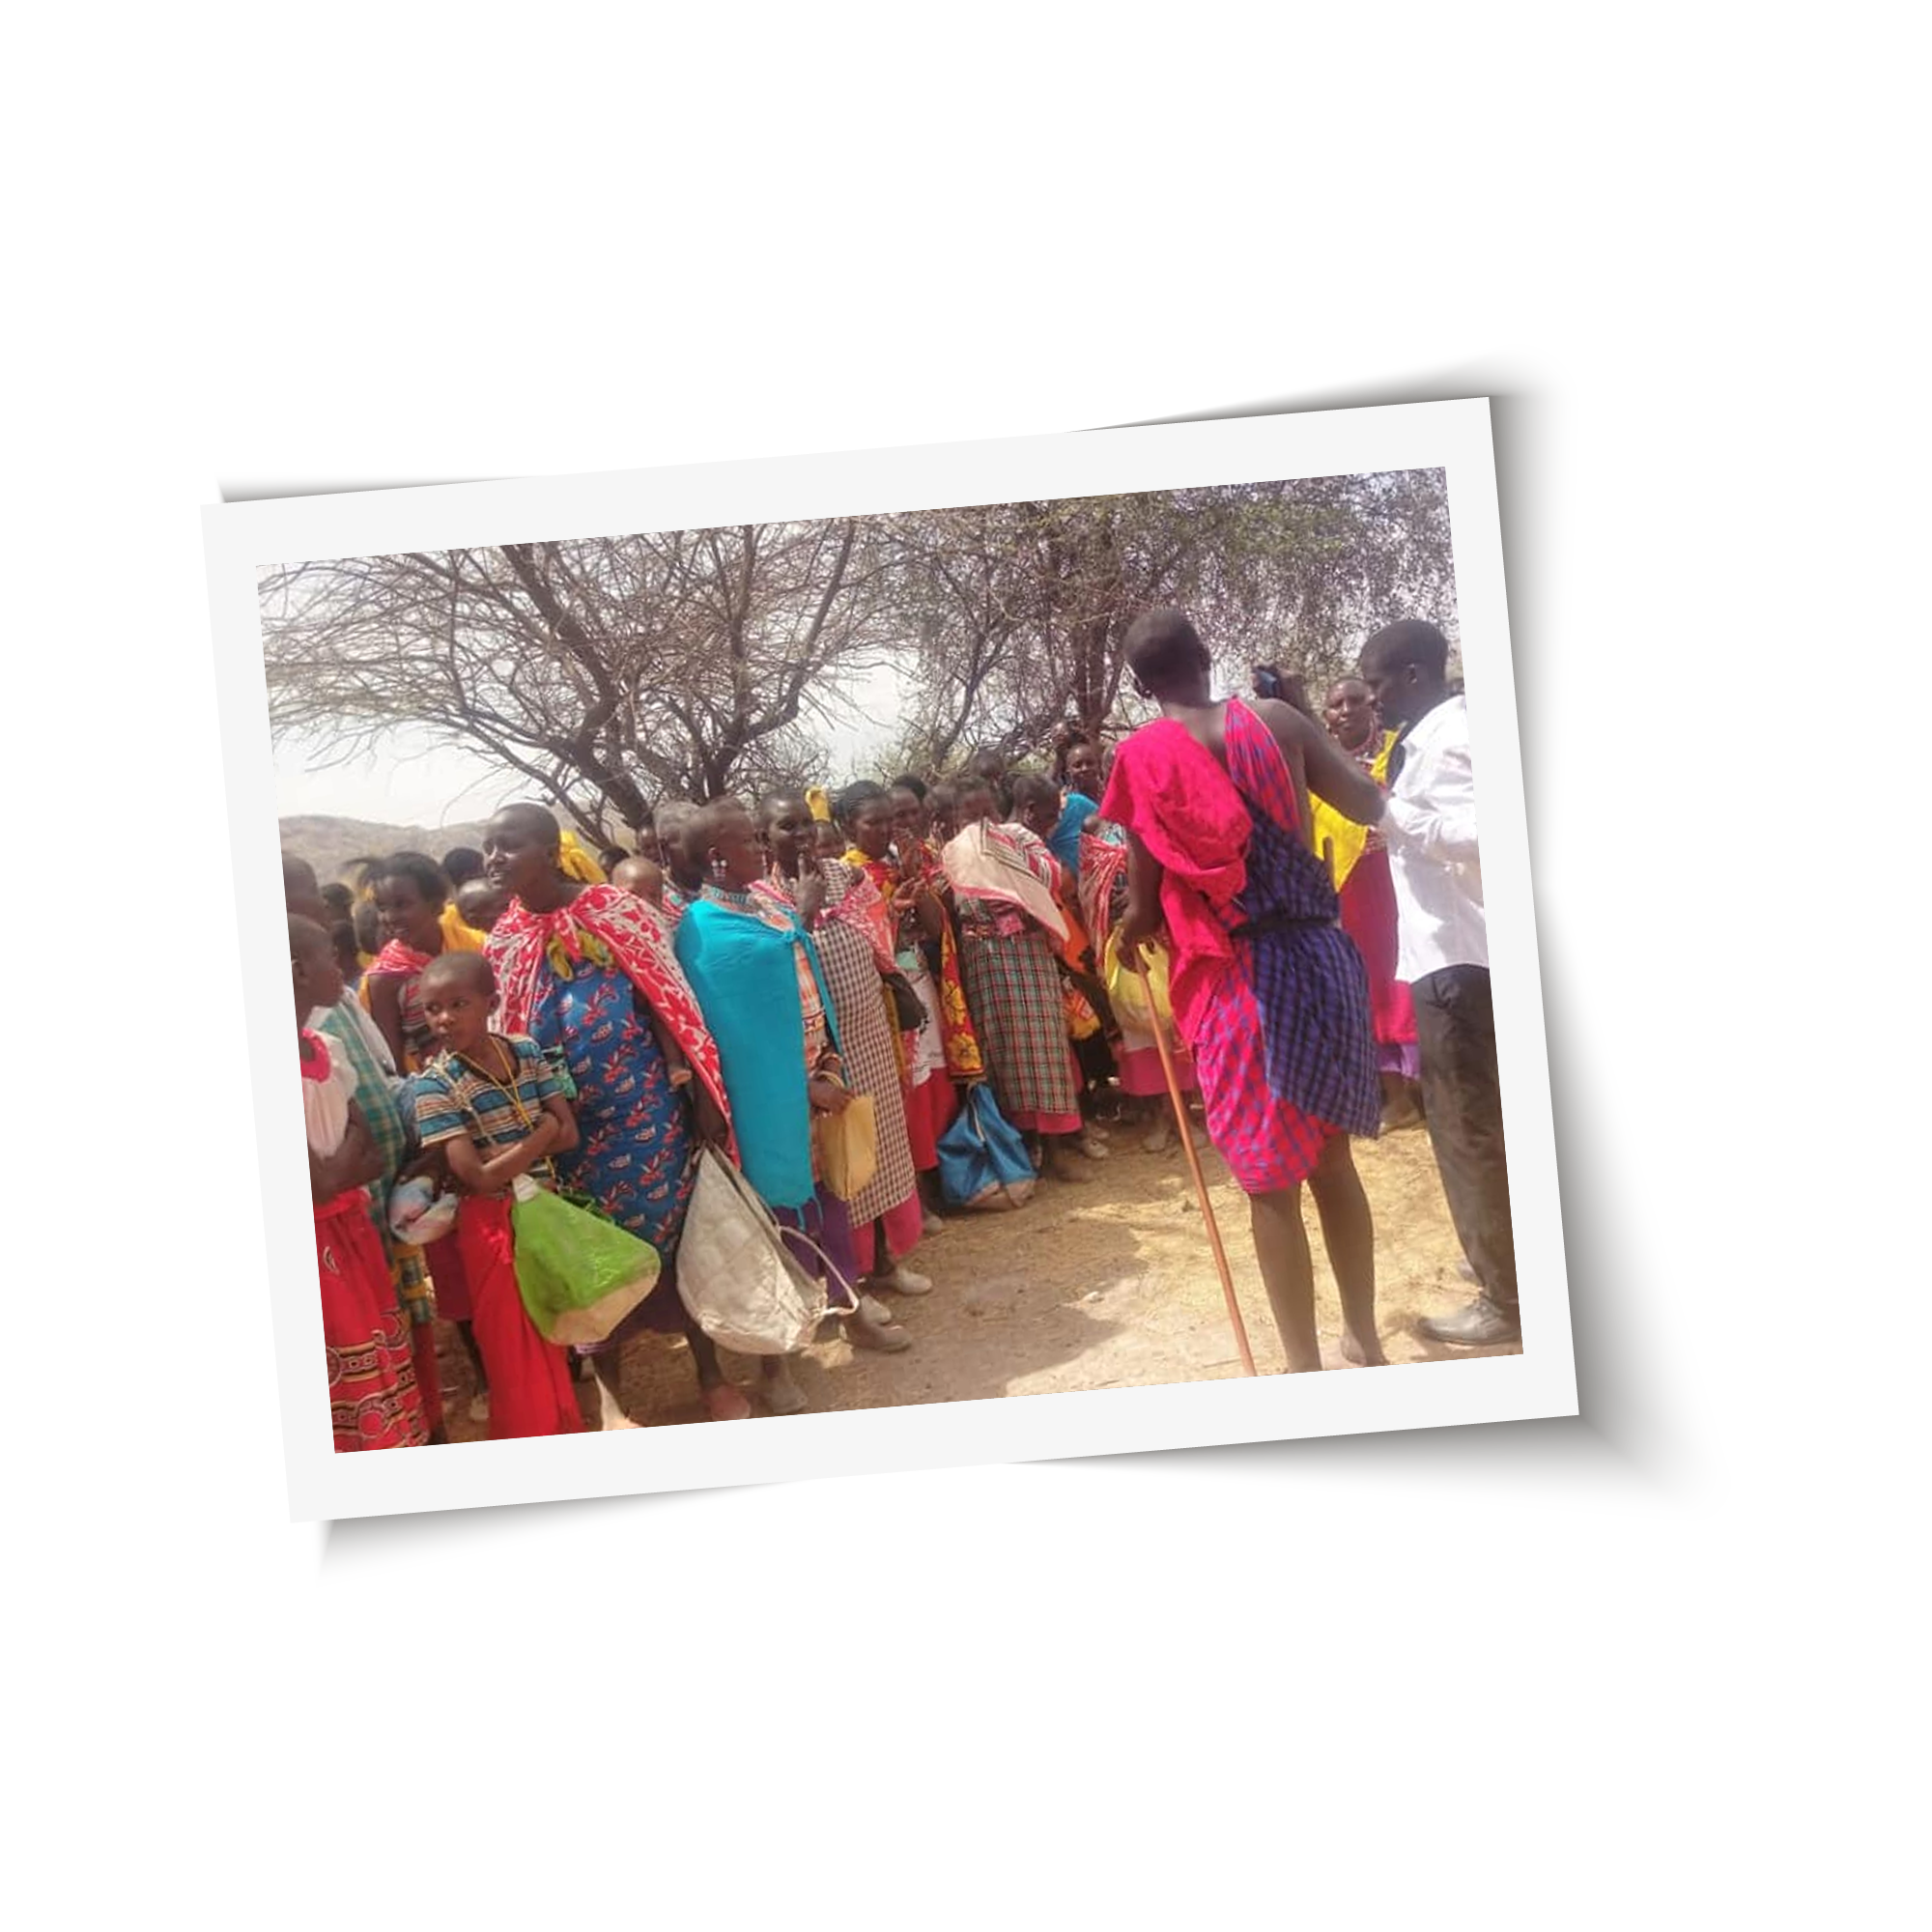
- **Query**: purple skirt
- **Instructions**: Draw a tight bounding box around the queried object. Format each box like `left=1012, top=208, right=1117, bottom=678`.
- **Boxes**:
left=774, top=1186, right=862, bottom=1313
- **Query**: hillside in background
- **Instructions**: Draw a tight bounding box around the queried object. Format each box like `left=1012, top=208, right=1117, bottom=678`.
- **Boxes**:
left=280, top=814, right=494, bottom=883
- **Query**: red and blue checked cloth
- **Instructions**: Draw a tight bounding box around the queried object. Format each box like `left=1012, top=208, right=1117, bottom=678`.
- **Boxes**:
left=1102, top=699, right=1379, bottom=1192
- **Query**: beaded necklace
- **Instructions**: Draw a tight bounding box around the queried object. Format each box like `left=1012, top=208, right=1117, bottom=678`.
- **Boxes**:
left=450, top=1033, right=553, bottom=1178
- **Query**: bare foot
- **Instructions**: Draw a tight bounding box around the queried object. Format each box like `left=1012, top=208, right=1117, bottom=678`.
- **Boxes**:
left=1047, top=1154, right=1093, bottom=1183
left=1345, top=1329, right=1391, bottom=1376
left=761, top=1359, right=809, bottom=1416
left=704, top=1383, right=753, bottom=1422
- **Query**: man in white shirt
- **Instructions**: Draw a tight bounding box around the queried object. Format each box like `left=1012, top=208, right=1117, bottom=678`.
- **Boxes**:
left=1361, top=621, right=1519, bottom=1347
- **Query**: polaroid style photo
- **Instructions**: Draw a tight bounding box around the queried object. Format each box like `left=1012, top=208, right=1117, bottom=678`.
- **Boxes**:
left=202, top=398, right=1576, bottom=1520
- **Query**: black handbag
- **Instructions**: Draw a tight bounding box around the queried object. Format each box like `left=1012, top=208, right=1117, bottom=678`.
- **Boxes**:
left=882, top=969, right=926, bottom=1033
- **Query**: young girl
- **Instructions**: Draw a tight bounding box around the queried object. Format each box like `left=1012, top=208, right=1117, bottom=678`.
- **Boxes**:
left=363, top=852, right=452, bottom=1072
left=294, top=916, right=429, bottom=1454
left=359, top=851, right=488, bottom=1407
left=412, top=950, right=586, bottom=1440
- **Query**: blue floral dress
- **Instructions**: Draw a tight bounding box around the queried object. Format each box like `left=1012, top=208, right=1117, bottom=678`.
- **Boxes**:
left=524, top=953, right=697, bottom=1337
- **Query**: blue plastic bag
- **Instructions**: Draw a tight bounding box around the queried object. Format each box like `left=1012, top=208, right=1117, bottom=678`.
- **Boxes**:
left=936, top=1084, right=1037, bottom=1210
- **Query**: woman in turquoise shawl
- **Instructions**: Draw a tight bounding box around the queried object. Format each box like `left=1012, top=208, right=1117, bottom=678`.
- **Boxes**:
left=673, top=799, right=910, bottom=1389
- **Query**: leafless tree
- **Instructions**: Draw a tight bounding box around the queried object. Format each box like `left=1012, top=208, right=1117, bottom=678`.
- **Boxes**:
left=261, top=475, right=1457, bottom=827
left=875, top=472, right=1458, bottom=775
left=261, top=523, right=895, bottom=841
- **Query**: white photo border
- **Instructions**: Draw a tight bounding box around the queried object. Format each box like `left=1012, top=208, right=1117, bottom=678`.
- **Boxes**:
left=203, top=397, right=1577, bottom=1521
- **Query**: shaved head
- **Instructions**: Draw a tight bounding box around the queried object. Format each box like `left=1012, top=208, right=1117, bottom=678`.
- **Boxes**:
left=417, top=949, right=497, bottom=1003
left=1124, top=608, right=1209, bottom=696
left=491, top=801, right=560, bottom=846
left=611, top=855, right=663, bottom=904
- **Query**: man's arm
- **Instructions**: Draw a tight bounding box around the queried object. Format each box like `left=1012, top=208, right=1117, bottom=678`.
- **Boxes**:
left=1381, top=737, right=1479, bottom=865
left=1117, top=827, right=1165, bottom=957
left=1249, top=696, right=1384, bottom=826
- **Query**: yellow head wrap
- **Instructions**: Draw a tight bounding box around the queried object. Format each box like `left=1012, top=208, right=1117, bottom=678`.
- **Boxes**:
left=555, top=829, right=608, bottom=885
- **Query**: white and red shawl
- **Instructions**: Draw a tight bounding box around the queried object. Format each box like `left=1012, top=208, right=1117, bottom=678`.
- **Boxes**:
left=487, top=882, right=732, bottom=1139
left=939, top=820, right=1067, bottom=943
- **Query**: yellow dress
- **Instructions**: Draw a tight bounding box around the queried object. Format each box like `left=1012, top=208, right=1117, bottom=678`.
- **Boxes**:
left=1309, top=728, right=1396, bottom=889
left=439, top=905, right=487, bottom=953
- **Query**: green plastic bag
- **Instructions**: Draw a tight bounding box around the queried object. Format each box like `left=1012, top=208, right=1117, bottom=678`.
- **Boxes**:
left=507, top=1174, right=662, bottom=1347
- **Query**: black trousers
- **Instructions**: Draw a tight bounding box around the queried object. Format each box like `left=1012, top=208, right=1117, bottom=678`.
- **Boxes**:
left=1412, top=964, right=1518, bottom=1312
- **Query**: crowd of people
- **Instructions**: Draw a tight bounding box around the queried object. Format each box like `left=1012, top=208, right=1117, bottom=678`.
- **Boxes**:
left=290, top=608, right=1517, bottom=1453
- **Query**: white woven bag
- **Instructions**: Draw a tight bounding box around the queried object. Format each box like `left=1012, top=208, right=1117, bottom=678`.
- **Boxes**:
left=675, top=1148, right=832, bottom=1356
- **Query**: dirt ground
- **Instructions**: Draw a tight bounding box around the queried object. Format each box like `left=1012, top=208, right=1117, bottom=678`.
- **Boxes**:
left=434, top=1108, right=1520, bottom=1439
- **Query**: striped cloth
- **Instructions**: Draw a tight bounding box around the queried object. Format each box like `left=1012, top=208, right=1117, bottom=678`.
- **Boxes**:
left=956, top=923, right=1081, bottom=1132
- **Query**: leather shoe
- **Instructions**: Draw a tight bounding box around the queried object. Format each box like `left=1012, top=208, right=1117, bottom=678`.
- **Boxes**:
left=1417, top=1295, right=1520, bottom=1348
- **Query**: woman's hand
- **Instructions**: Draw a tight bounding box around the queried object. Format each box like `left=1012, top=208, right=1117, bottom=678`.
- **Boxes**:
left=808, top=1075, right=852, bottom=1116
left=797, top=868, right=827, bottom=929
left=1116, top=899, right=1162, bottom=960
left=691, top=1082, right=729, bottom=1148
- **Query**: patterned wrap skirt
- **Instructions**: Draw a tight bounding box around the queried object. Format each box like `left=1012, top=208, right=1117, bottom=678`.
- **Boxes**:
left=957, top=925, right=1082, bottom=1134
left=316, top=1195, right=428, bottom=1453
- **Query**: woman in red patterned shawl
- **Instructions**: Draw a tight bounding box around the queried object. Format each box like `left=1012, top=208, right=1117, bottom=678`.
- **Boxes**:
left=483, top=803, right=751, bottom=1426
left=1104, top=611, right=1389, bottom=1372
left=941, top=773, right=1090, bottom=1183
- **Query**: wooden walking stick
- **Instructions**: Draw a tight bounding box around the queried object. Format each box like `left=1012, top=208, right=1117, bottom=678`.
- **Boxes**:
left=1131, top=946, right=1256, bottom=1377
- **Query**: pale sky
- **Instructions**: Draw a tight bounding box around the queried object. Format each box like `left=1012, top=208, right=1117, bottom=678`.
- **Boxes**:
left=273, top=658, right=910, bottom=830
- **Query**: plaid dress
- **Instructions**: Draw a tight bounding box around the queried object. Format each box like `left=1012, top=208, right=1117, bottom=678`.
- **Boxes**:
left=955, top=900, right=1082, bottom=1133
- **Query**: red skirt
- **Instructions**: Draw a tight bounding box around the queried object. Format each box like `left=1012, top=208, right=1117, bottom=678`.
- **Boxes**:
left=316, top=1195, right=428, bottom=1453
left=454, top=1195, right=584, bottom=1440
left=1339, top=847, right=1417, bottom=1049
left=902, top=1072, right=958, bottom=1171
left=423, top=1227, right=473, bottom=1323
